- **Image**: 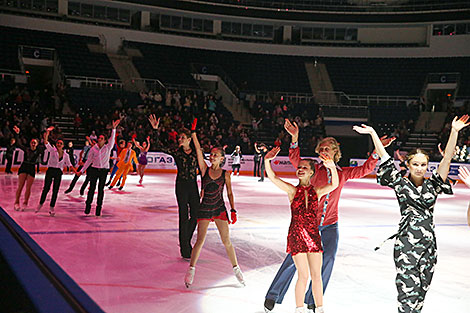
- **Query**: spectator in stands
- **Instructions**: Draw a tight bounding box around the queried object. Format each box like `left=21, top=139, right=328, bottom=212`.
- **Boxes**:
left=73, top=113, right=82, bottom=135
left=165, top=90, right=172, bottom=107
left=89, top=130, right=98, bottom=143
left=353, top=115, right=469, bottom=313
left=207, top=95, right=217, bottom=112
left=173, top=90, right=181, bottom=107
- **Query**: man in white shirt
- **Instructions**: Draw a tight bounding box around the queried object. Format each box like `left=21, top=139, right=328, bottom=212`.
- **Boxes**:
left=79, top=119, right=120, bottom=216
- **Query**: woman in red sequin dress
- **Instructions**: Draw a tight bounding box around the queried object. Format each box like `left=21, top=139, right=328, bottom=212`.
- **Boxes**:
left=265, top=147, right=339, bottom=313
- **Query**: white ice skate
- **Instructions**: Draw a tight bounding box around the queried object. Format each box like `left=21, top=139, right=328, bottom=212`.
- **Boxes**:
left=49, top=206, right=55, bottom=217
left=35, top=203, right=43, bottom=213
left=233, top=265, right=245, bottom=286
left=295, top=307, right=305, bottom=313
left=315, top=306, right=324, bottom=313
left=185, top=266, right=195, bottom=288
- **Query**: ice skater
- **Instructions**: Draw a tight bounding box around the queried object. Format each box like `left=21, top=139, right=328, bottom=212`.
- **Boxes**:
left=78, top=119, right=120, bottom=216
left=133, top=135, right=150, bottom=184
left=184, top=119, right=245, bottom=288
left=12, top=126, right=46, bottom=211
left=264, top=146, right=338, bottom=313
left=264, top=119, right=394, bottom=313
left=64, top=137, right=93, bottom=194
left=36, top=127, right=77, bottom=216
left=108, top=140, right=137, bottom=191
left=353, top=114, right=469, bottom=313
left=458, top=166, right=470, bottom=226
left=105, top=139, right=126, bottom=187
left=148, top=114, right=199, bottom=259
left=4, top=137, right=16, bottom=174
left=231, top=145, right=242, bottom=176
left=253, top=142, right=262, bottom=177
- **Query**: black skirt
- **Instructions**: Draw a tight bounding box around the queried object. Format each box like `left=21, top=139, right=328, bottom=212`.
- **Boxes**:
left=18, top=163, right=36, bottom=177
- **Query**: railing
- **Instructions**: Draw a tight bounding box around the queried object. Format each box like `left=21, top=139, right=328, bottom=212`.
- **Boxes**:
left=130, top=78, right=166, bottom=92
left=191, top=63, right=240, bottom=99
left=65, top=76, right=123, bottom=89
left=316, top=91, right=416, bottom=106
left=182, top=0, right=470, bottom=12
left=251, top=91, right=315, bottom=104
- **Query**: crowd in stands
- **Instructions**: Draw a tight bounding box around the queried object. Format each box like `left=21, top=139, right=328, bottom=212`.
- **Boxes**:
left=3, top=78, right=469, bottom=165
left=437, top=102, right=470, bottom=162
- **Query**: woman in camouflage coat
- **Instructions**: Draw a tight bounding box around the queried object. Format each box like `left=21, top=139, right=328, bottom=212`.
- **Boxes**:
left=353, top=115, right=469, bottom=313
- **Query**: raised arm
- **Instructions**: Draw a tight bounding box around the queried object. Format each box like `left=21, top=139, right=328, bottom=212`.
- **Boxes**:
left=190, top=119, right=207, bottom=176
left=285, top=119, right=301, bottom=168
left=133, top=138, right=143, bottom=150
left=437, top=115, right=469, bottom=180
left=43, top=126, right=54, bottom=146
left=254, top=142, right=260, bottom=153
left=315, top=153, right=339, bottom=198
left=264, top=147, right=296, bottom=198
left=12, top=126, right=27, bottom=151
left=353, top=124, right=387, bottom=158
left=106, top=120, right=120, bottom=152
left=145, top=136, right=150, bottom=152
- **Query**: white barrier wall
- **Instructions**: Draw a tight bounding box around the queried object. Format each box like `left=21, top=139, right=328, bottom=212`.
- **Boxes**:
left=1, top=149, right=468, bottom=178
left=349, top=158, right=469, bottom=180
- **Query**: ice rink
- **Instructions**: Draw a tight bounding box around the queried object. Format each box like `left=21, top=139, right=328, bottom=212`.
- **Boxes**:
left=1, top=171, right=469, bottom=313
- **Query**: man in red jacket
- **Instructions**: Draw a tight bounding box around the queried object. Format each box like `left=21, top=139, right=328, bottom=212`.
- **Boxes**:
left=264, top=119, right=393, bottom=313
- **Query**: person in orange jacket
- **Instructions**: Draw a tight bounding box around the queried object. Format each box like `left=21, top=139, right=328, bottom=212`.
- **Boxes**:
left=108, top=141, right=137, bottom=190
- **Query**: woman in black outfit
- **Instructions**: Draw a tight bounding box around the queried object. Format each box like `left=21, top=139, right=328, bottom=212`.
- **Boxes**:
left=4, top=137, right=16, bottom=174
left=148, top=114, right=200, bottom=259
left=13, top=125, right=48, bottom=211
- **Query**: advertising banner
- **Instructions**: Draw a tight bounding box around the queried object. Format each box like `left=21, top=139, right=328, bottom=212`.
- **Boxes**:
left=349, top=158, right=468, bottom=179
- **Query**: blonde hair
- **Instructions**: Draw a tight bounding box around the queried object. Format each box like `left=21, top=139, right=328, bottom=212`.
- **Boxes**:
left=315, top=137, right=342, bottom=163
left=406, top=148, right=429, bottom=163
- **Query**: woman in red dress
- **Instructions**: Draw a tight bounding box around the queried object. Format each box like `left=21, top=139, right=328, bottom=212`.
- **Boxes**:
left=264, top=146, right=339, bottom=313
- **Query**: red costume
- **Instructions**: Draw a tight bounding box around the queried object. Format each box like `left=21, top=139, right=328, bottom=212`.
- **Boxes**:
left=287, top=185, right=322, bottom=255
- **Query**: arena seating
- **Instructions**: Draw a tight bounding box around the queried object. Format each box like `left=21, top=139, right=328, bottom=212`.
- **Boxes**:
left=126, top=41, right=312, bottom=93
left=0, top=26, right=118, bottom=79
left=323, top=57, right=470, bottom=96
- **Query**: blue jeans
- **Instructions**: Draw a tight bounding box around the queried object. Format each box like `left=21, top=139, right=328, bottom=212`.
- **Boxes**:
left=265, top=222, right=339, bottom=305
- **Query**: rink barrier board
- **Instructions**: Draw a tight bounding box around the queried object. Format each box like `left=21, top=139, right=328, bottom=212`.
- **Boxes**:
left=0, top=207, right=105, bottom=313
left=0, top=149, right=467, bottom=179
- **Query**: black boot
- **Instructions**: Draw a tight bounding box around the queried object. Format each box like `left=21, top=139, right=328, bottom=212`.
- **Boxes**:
left=264, top=299, right=275, bottom=313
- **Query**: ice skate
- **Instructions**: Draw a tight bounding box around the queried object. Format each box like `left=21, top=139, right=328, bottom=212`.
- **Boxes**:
left=185, top=266, right=195, bottom=288
left=233, top=265, right=245, bottom=285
